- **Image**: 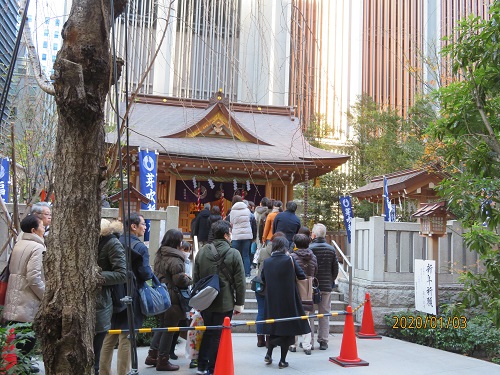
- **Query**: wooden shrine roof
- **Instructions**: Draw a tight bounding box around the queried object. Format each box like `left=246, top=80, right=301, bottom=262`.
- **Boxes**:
left=111, top=93, right=350, bottom=182
left=351, top=167, right=447, bottom=202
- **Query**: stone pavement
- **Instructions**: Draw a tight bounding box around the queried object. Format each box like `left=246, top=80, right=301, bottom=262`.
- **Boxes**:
left=37, top=332, right=500, bottom=374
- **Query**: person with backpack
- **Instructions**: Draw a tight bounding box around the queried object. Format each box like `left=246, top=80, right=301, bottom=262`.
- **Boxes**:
left=193, top=220, right=245, bottom=375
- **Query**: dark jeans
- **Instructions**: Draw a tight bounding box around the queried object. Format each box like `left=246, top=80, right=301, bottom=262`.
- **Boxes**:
left=93, top=332, right=107, bottom=375
left=255, top=292, right=266, bottom=335
left=198, top=310, right=233, bottom=373
left=150, top=314, right=183, bottom=357
left=232, top=239, right=252, bottom=276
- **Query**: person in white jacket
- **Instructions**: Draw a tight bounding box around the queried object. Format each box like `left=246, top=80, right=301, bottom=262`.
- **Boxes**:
left=229, top=195, right=253, bottom=277
left=3, top=214, right=46, bottom=366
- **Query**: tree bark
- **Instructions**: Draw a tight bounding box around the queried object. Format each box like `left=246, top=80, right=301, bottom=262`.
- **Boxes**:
left=33, top=1, right=126, bottom=374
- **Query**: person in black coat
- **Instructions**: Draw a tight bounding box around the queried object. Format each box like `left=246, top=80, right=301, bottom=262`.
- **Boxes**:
left=261, top=236, right=310, bottom=369
left=272, top=201, right=301, bottom=248
left=192, top=203, right=212, bottom=246
left=207, top=205, right=223, bottom=243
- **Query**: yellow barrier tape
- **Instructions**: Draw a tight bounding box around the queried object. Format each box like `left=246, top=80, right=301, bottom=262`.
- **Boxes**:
left=108, top=310, right=348, bottom=334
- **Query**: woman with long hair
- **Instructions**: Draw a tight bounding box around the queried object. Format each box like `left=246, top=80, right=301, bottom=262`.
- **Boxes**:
left=145, top=229, right=192, bottom=371
left=261, top=236, right=310, bottom=368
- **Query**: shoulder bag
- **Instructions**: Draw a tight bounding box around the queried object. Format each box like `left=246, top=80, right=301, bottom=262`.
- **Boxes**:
left=189, top=244, right=233, bottom=311
left=139, top=274, right=171, bottom=316
left=174, top=286, right=192, bottom=312
left=291, top=256, right=313, bottom=303
left=250, top=274, right=265, bottom=295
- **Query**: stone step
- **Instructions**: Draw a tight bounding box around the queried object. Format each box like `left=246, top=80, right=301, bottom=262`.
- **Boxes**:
left=231, top=319, right=351, bottom=334
left=243, top=298, right=346, bottom=311
left=244, top=287, right=344, bottom=302
left=239, top=285, right=348, bottom=334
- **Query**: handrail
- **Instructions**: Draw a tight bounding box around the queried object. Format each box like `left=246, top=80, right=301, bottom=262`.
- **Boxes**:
left=331, top=240, right=352, bottom=306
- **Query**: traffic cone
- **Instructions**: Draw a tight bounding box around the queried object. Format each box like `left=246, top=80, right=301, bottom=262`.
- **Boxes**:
left=213, top=317, right=234, bottom=375
left=2, top=328, right=17, bottom=372
left=357, top=293, right=382, bottom=339
left=329, top=306, right=369, bottom=367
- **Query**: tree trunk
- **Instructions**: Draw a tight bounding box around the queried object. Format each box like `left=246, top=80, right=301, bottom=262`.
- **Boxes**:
left=33, top=1, right=126, bottom=374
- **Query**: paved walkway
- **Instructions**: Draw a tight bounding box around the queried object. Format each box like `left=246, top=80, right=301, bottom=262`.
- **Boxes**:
left=37, top=333, right=500, bottom=374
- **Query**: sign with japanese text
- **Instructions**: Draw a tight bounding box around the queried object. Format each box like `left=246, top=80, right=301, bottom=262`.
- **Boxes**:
left=0, top=158, right=9, bottom=203
left=339, top=196, right=354, bottom=243
left=414, top=259, right=437, bottom=315
left=139, top=149, right=157, bottom=241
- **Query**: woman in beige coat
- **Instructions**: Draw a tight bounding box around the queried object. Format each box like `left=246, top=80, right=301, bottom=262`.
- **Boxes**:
left=3, top=214, right=46, bottom=359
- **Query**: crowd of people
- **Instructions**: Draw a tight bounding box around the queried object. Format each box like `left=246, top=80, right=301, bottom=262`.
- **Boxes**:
left=2, top=196, right=339, bottom=374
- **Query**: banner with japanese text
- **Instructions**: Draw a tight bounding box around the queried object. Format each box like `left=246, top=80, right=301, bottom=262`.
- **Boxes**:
left=339, top=196, right=354, bottom=243
left=139, top=149, right=157, bottom=241
left=383, top=176, right=395, bottom=222
left=0, top=158, right=9, bottom=203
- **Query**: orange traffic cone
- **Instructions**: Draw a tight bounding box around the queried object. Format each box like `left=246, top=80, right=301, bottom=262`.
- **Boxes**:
left=2, top=328, right=17, bottom=372
left=357, top=293, right=382, bottom=339
left=329, top=306, right=369, bottom=367
left=213, top=316, right=234, bottom=375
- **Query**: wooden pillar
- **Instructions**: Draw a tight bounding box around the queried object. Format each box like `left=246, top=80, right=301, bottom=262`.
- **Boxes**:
left=287, top=183, right=294, bottom=201
left=265, top=182, right=272, bottom=198
left=168, top=174, right=177, bottom=207
left=428, top=235, right=439, bottom=314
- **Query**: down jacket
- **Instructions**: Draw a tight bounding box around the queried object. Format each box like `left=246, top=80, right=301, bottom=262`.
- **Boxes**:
left=154, top=246, right=192, bottom=323
left=291, top=248, right=318, bottom=311
left=3, top=233, right=45, bottom=323
left=96, top=221, right=127, bottom=333
left=309, top=237, right=339, bottom=293
left=229, top=202, right=253, bottom=240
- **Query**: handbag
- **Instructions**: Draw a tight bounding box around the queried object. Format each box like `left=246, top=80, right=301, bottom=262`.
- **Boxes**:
left=291, top=256, right=313, bottom=303
left=0, top=258, right=11, bottom=306
left=296, top=276, right=313, bottom=303
left=312, top=278, right=322, bottom=304
left=139, top=274, right=171, bottom=316
left=250, top=275, right=265, bottom=295
left=174, top=286, right=192, bottom=313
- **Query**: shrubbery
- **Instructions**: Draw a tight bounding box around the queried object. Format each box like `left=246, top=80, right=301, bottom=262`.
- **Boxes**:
left=0, top=322, right=39, bottom=374
left=384, top=310, right=500, bottom=364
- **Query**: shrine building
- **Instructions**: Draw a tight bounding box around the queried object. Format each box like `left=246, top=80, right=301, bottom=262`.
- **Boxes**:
left=114, top=92, right=350, bottom=232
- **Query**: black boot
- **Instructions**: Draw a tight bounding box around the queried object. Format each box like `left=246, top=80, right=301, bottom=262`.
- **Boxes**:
left=257, top=335, right=266, bottom=347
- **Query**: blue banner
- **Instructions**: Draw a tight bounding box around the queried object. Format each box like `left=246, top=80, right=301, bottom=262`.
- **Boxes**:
left=0, top=158, right=9, bottom=203
left=383, top=176, right=395, bottom=222
left=139, top=149, right=157, bottom=241
left=339, top=196, right=354, bottom=243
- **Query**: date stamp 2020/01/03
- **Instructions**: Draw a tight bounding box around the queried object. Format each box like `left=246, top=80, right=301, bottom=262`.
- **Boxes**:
left=391, top=315, right=467, bottom=329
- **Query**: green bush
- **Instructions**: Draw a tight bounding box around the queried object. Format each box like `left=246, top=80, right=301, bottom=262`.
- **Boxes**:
left=135, top=315, right=159, bottom=347
left=385, top=310, right=500, bottom=363
left=0, top=322, right=39, bottom=374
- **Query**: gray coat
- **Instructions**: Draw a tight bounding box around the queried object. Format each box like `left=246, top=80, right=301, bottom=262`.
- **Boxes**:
left=96, top=224, right=127, bottom=333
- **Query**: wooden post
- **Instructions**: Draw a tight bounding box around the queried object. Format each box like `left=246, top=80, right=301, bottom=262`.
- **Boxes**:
left=428, top=235, right=439, bottom=315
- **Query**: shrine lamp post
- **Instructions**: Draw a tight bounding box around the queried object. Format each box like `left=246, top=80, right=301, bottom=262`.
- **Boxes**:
left=413, top=201, right=450, bottom=314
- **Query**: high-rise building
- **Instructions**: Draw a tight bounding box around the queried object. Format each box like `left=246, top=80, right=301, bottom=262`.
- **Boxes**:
left=111, top=0, right=293, bottom=107
left=361, top=0, right=494, bottom=117
left=0, top=0, right=20, bottom=148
